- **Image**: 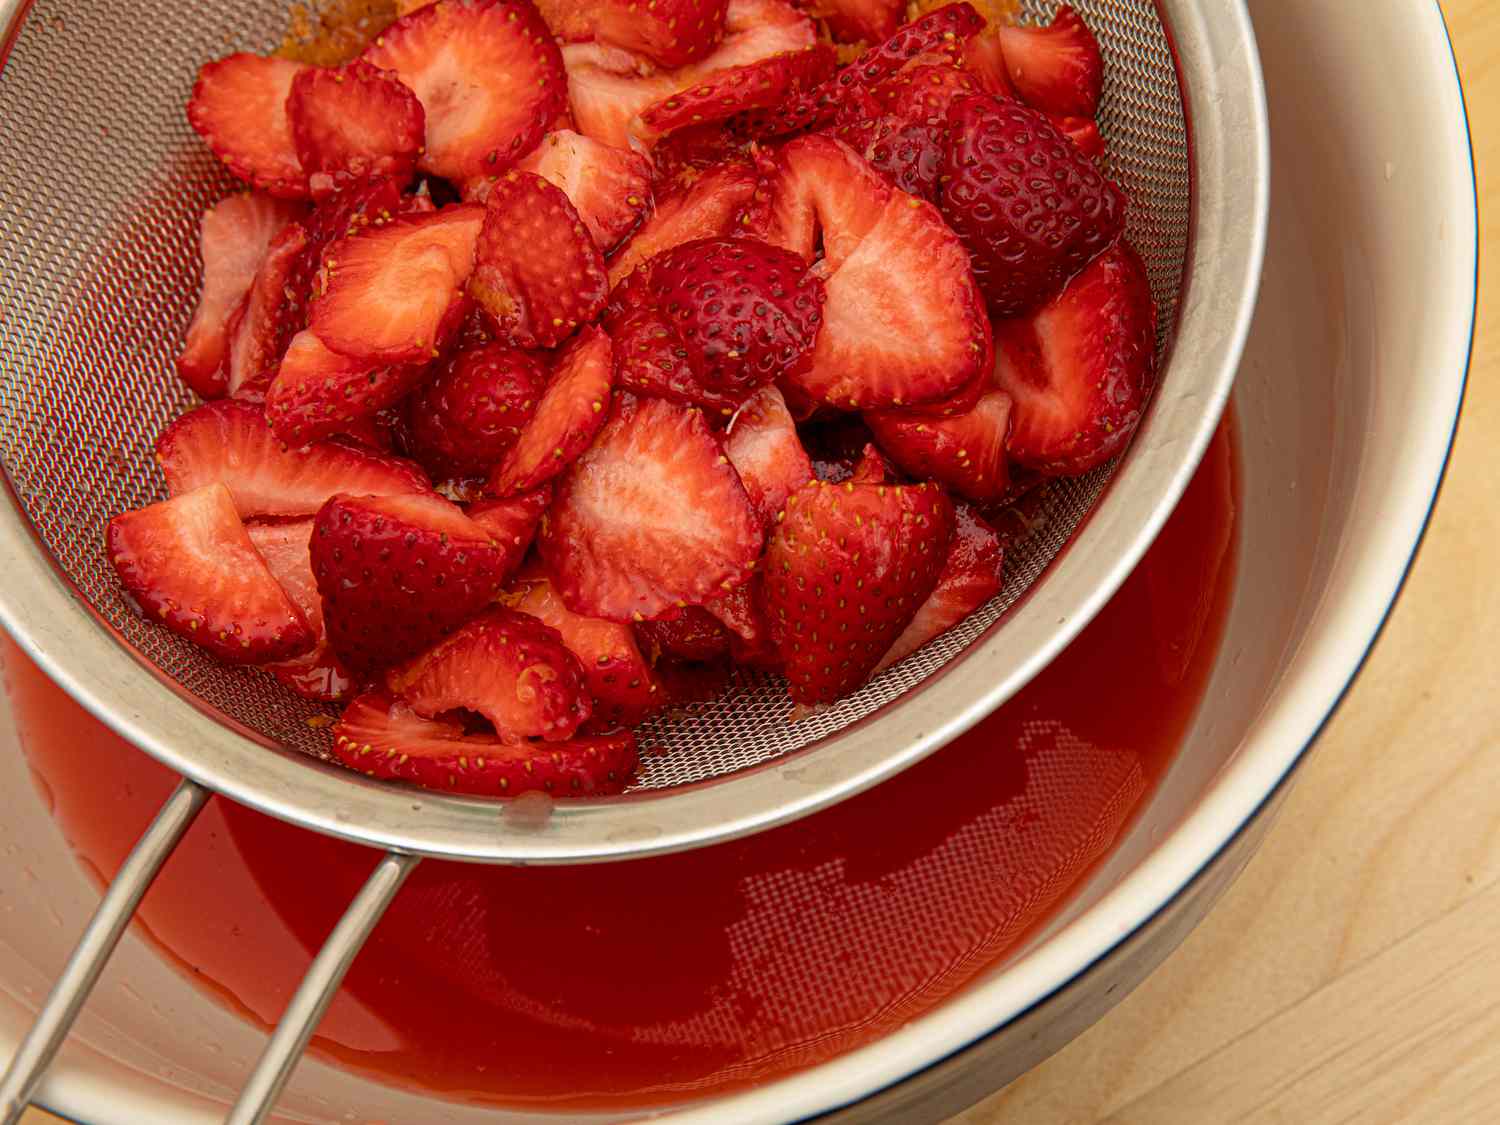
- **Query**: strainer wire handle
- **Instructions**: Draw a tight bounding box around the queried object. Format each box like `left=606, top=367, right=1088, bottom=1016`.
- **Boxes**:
left=0, top=777, right=211, bottom=1125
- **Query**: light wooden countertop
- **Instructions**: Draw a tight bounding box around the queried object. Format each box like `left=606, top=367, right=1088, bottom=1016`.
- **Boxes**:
left=22, top=3, right=1497, bottom=1123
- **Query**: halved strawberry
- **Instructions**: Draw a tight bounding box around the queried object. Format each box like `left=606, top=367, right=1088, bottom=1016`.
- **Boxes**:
left=590, top=0, right=730, bottom=68
left=763, top=475, right=952, bottom=702
left=312, top=491, right=511, bottom=671
left=107, top=483, right=314, bottom=664
left=332, top=690, right=637, bottom=795
left=1051, top=113, right=1105, bottom=159
left=225, top=221, right=309, bottom=397
left=362, top=0, right=567, bottom=184
left=266, top=329, right=436, bottom=446
left=830, top=63, right=980, bottom=201
left=287, top=59, right=425, bottom=196
left=405, top=344, right=548, bottom=478
left=246, top=518, right=358, bottom=701
left=562, top=42, right=680, bottom=151
left=310, top=203, right=484, bottom=363
left=635, top=605, right=732, bottom=663
left=960, top=27, right=1015, bottom=99
left=607, top=303, right=702, bottom=408
left=540, top=394, right=763, bottom=621
left=724, top=384, right=812, bottom=526
left=487, top=326, right=613, bottom=495
left=385, top=607, right=592, bottom=739
left=468, top=485, right=552, bottom=576
left=511, top=129, right=653, bottom=254
left=635, top=45, right=835, bottom=139
left=940, top=93, right=1125, bottom=317
left=607, top=159, right=760, bottom=286
left=156, top=399, right=430, bottom=518
left=994, top=5, right=1102, bottom=119
left=874, top=501, right=1004, bottom=672
left=506, top=568, right=665, bottom=726
left=187, top=54, right=310, bottom=198
left=178, top=193, right=305, bottom=399
left=993, top=239, right=1156, bottom=476
left=865, top=388, right=1012, bottom=501
left=817, top=0, right=904, bottom=45
left=467, top=171, right=608, bottom=349
left=745, top=135, right=887, bottom=266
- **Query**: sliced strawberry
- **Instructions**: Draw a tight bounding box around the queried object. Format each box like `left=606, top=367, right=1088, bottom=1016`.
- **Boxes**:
left=590, top=0, right=730, bottom=68
left=310, top=203, right=484, bottom=363
left=507, top=568, right=665, bottom=726
left=405, top=344, right=548, bottom=478
left=178, top=193, right=305, bottom=399
left=562, top=42, right=680, bottom=152
left=763, top=475, right=953, bottom=702
left=540, top=394, right=763, bottom=621
left=468, top=485, right=552, bottom=576
left=287, top=59, right=425, bottom=196
left=607, top=159, right=759, bottom=287
left=745, top=135, right=887, bottom=266
left=511, top=129, right=653, bottom=254
left=362, top=0, right=567, bottom=184
left=961, top=27, right=1015, bottom=99
left=487, top=326, right=613, bottom=495
left=246, top=518, right=358, bottom=701
left=650, top=124, right=754, bottom=191
left=817, top=0, right=904, bottom=45
left=849, top=440, right=894, bottom=483
left=994, top=5, right=1102, bottom=119
left=993, top=239, right=1156, bottom=476
left=107, top=483, right=314, bottom=664
left=940, top=93, right=1125, bottom=317
left=702, top=580, right=776, bottom=663
left=865, top=388, right=1012, bottom=501
left=385, top=607, right=592, bottom=739
left=266, top=329, right=436, bottom=446
left=724, top=384, right=812, bottom=526
left=331, top=690, right=637, bottom=796
left=874, top=501, right=1004, bottom=672
left=606, top=303, right=702, bottom=408
left=1051, top=113, right=1105, bottom=159
left=156, top=399, right=430, bottom=518
left=312, top=491, right=511, bottom=671
left=187, top=54, right=310, bottom=198
left=225, top=221, right=310, bottom=397
left=635, top=606, right=732, bottom=663
left=467, top=171, right=608, bottom=349
left=635, top=45, right=835, bottom=139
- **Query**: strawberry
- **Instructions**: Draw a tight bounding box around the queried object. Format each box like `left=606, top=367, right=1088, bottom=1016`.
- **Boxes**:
left=636, top=606, right=732, bottom=663
left=800, top=412, right=878, bottom=481
left=607, top=159, right=759, bottom=287
left=361, top=0, right=567, bottom=185
left=961, top=28, right=1016, bottom=99
left=865, top=388, right=1012, bottom=501
left=331, top=690, right=637, bottom=795
left=511, top=129, right=653, bottom=254
left=468, top=171, right=608, bottom=349
left=589, top=0, right=730, bottom=68
left=540, top=394, right=763, bottom=621
left=187, top=54, right=310, bottom=198
left=753, top=135, right=991, bottom=410
left=1051, top=113, right=1105, bottom=159
left=993, top=239, right=1156, bottom=475
left=940, top=93, right=1125, bottom=317
left=723, top=384, right=813, bottom=526
left=635, top=45, right=835, bottom=139
left=829, top=63, right=979, bottom=201
left=506, top=567, right=665, bottom=726
left=994, top=5, right=1102, bottom=119
left=702, top=580, right=776, bottom=664
left=178, top=193, right=305, bottom=399
left=763, top=474, right=953, bottom=702
left=266, top=329, right=436, bottom=446
left=650, top=124, right=754, bottom=191
left=246, top=518, right=358, bottom=701
left=606, top=303, right=701, bottom=408
left=107, top=483, right=314, bottom=664
left=310, top=203, right=484, bottom=363
left=404, top=344, right=548, bottom=477
left=156, top=399, right=430, bottom=518
left=311, top=491, right=511, bottom=671
left=384, top=607, right=592, bottom=739
left=468, top=486, right=552, bottom=576
left=874, top=501, right=1004, bottom=672
left=562, top=42, right=680, bottom=152
left=225, top=221, right=310, bottom=397
left=815, top=0, right=904, bottom=45
left=287, top=59, right=425, bottom=196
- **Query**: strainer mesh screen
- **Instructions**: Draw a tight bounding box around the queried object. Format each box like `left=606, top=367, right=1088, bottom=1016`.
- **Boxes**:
left=0, top=0, right=1188, bottom=788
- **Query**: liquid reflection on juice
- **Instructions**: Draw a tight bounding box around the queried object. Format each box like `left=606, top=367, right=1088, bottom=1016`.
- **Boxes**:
left=2, top=420, right=1238, bottom=1110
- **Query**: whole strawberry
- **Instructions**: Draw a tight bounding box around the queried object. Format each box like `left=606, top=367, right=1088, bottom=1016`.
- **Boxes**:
left=940, top=93, right=1126, bottom=317
left=405, top=343, right=547, bottom=478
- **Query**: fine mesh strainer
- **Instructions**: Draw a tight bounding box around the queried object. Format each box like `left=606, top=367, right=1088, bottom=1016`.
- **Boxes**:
left=0, top=0, right=1267, bottom=1119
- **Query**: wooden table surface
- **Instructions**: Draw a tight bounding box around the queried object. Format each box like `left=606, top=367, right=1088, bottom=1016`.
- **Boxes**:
left=21, top=3, right=1497, bottom=1123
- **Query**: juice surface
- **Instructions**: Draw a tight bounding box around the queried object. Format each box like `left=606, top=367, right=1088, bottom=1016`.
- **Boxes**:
left=1, top=420, right=1238, bottom=1110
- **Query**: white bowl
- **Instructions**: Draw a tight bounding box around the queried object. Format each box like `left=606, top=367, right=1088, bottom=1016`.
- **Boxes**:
left=0, top=0, right=1475, bottom=1121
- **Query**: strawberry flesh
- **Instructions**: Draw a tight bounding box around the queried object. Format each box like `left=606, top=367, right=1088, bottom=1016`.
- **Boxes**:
left=636, top=45, right=835, bottom=139
left=405, top=344, right=548, bottom=478
left=636, top=606, right=732, bottom=663
left=994, top=5, right=1103, bottom=119
left=865, top=388, right=1013, bottom=502
left=225, top=221, right=310, bottom=397
left=608, top=159, right=759, bottom=287
left=247, top=518, right=358, bottom=701
left=724, top=384, right=813, bottom=526
left=187, top=54, right=310, bottom=198
left=589, top=0, right=730, bottom=68
left=266, top=329, right=438, bottom=447
left=287, top=59, right=426, bottom=196
left=512, top=129, right=653, bottom=254
left=817, top=0, right=904, bottom=45
left=467, top=486, right=553, bottom=578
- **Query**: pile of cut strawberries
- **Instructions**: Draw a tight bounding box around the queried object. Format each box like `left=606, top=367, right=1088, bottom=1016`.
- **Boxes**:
left=105, top=0, right=1156, bottom=798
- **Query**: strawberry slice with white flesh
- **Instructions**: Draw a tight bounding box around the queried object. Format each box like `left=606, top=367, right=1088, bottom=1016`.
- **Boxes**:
left=178, top=193, right=305, bottom=399
left=155, top=399, right=430, bottom=518
left=187, top=54, right=310, bottom=198
left=107, top=483, right=315, bottom=664
left=993, top=239, right=1157, bottom=476
left=607, top=159, right=759, bottom=287
left=266, top=329, right=437, bottom=447
left=487, top=326, right=613, bottom=496
left=287, top=59, right=426, bottom=196
left=512, top=129, right=653, bottom=254
left=332, top=690, right=638, bottom=796
left=247, top=518, right=357, bottom=701
left=310, top=203, right=484, bottom=364
left=540, top=394, right=763, bottom=622
left=865, top=388, right=1013, bottom=502
left=361, top=0, right=567, bottom=185
left=724, top=385, right=813, bottom=527
left=994, top=5, right=1103, bottom=119
left=467, top=486, right=552, bottom=579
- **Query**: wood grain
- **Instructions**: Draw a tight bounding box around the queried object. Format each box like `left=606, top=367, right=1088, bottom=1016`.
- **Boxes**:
left=17, top=3, right=1497, bottom=1124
